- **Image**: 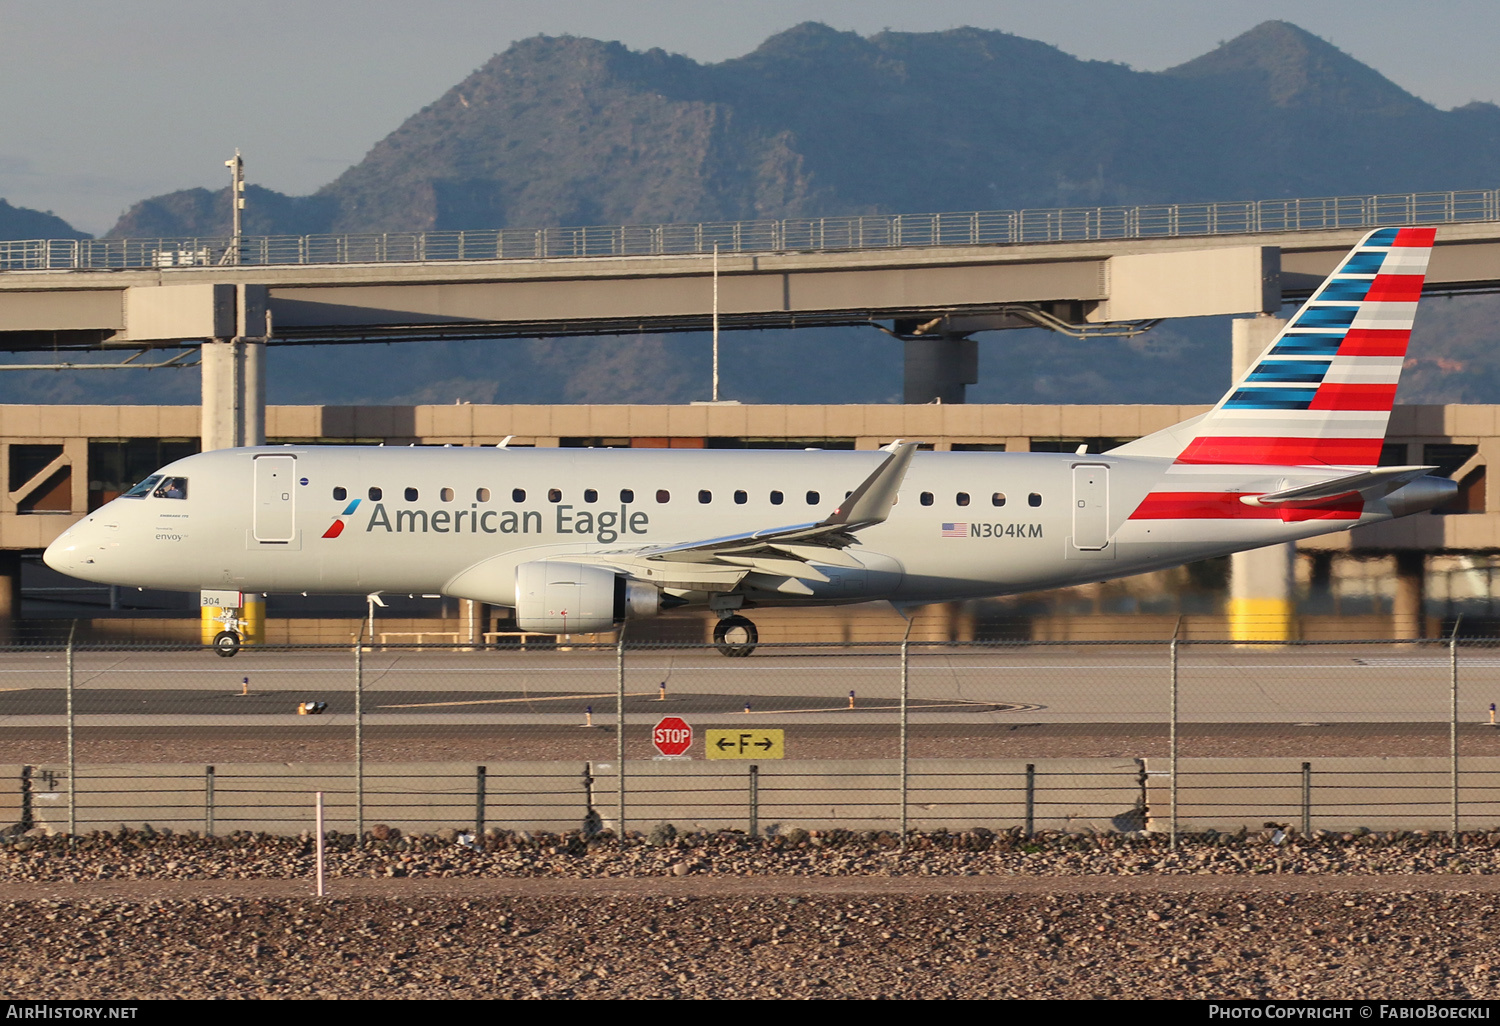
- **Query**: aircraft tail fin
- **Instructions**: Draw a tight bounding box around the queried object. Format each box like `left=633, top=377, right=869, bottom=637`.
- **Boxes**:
left=1110, top=226, right=1436, bottom=468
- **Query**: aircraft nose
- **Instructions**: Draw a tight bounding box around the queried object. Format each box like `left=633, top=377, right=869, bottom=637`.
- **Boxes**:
left=43, top=530, right=76, bottom=573
left=44, top=519, right=98, bottom=576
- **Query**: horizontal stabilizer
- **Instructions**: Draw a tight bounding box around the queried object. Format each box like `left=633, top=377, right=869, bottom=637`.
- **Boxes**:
left=1241, top=465, right=1436, bottom=509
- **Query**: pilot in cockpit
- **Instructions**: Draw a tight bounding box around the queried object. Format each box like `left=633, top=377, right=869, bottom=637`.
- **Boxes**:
left=153, top=477, right=187, bottom=500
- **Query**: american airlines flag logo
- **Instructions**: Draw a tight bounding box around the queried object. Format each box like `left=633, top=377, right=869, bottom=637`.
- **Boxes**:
left=941, top=523, right=968, bottom=538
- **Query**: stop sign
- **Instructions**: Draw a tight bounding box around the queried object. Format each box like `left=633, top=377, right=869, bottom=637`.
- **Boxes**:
left=653, top=716, right=693, bottom=757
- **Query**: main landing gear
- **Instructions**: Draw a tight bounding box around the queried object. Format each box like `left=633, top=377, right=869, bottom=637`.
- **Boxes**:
left=713, top=614, right=758, bottom=658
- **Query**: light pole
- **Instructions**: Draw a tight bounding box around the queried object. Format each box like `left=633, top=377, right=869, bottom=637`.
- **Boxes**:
left=225, top=150, right=245, bottom=264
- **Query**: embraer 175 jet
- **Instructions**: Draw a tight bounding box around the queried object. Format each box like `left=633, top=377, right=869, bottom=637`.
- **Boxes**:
left=45, top=227, right=1455, bottom=656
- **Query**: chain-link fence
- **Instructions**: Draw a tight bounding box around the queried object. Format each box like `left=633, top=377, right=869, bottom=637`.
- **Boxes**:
left=7, top=636, right=1500, bottom=846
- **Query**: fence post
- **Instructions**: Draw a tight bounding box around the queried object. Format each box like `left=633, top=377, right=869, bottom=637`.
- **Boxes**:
left=205, top=766, right=215, bottom=838
left=354, top=642, right=364, bottom=839
left=899, top=626, right=911, bottom=851
left=1301, top=761, right=1311, bottom=837
left=1024, top=763, right=1035, bottom=838
left=616, top=630, right=626, bottom=843
left=1452, top=632, right=1460, bottom=844
left=475, top=766, right=487, bottom=838
left=1170, top=638, right=1179, bottom=850
left=314, top=792, right=325, bottom=898
left=749, top=764, right=759, bottom=838
left=65, top=632, right=75, bottom=838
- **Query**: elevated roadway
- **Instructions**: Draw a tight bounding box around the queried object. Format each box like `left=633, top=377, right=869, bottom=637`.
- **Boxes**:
left=0, top=188, right=1497, bottom=437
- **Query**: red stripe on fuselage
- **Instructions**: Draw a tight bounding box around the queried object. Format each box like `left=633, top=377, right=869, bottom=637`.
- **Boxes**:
left=1129, top=492, right=1363, bottom=522
left=1175, top=436, right=1383, bottom=466
left=1309, top=383, right=1398, bottom=411
left=321, top=520, right=345, bottom=539
left=1336, top=329, right=1409, bottom=357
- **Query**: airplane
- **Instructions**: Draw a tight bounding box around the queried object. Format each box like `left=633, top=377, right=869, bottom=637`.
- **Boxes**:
left=43, top=226, right=1455, bottom=657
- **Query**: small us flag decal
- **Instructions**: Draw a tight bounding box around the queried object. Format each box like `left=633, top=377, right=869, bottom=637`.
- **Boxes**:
left=941, top=523, right=968, bottom=538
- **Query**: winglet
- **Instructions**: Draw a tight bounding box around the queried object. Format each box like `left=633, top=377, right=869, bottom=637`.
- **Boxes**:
left=822, top=441, right=918, bottom=529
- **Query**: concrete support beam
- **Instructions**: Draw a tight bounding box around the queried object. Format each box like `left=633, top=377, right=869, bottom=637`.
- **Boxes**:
left=1094, top=246, right=1280, bottom=322
left=200, top=339, right=266, bottom=451
left=1228, top=315, right=1295, bottom=642
left=1393, top=551, right=1427, bottom=640
left=0, top=550, right=19, bottom=645
left=903, top=336, right=978, bottom=404
left=200, top=285, right=268, bottom=451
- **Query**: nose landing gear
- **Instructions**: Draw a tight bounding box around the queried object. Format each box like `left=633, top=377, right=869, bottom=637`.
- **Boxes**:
left=212, top=630, right=242, bottom=657
left=713, top=614, right=758, bottom=657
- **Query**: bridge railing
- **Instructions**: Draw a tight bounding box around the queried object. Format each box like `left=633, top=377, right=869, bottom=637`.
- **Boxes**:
left=1, top=187, right=1496, bottom=272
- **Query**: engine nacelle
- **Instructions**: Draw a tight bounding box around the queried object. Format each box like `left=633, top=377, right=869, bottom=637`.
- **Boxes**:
left=513, top=561, right=661, bottom=633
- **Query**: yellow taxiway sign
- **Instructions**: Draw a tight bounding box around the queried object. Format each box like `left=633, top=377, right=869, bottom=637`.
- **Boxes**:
left=705, top=728, right=784, bottom=760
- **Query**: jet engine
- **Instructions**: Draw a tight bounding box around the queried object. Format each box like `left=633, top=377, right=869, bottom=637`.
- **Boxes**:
left=514, top=561, right=660, bottom=633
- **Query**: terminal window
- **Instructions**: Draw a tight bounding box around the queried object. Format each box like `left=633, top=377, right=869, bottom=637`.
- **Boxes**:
left=88, top=438, right=199, bottom=510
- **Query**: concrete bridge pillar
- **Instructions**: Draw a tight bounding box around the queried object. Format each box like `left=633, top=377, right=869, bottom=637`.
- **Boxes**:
left=1227, top=314, right=1295, bottom=642
left=199, top=284, right=267, bottom=451
left=903, top=336, right=977, bottom=404
left=1393, top=551, right=1427, bottom=639
left=0, top=550, right=20, bottom=645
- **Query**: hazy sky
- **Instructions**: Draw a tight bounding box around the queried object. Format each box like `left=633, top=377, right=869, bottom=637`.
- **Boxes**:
left=6, top=0, right=1500, bottom=235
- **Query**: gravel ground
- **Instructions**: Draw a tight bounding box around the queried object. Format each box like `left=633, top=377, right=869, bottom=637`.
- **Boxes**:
left=5, top=828, right=1500, bottom=998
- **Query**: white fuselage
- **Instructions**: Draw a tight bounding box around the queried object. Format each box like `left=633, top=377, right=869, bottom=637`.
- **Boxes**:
left=43, top=445, right=1411, bottom=609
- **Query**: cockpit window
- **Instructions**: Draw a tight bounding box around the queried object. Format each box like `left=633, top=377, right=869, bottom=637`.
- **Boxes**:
left=122, top=475, right=162, bottom=499
left=152, top=477, right=188, bottom=500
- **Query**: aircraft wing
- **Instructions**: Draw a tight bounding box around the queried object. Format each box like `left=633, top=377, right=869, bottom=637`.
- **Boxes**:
left=581, top=441, right=917, bottom=593
left=1241, top=465, right=1437, bottom=509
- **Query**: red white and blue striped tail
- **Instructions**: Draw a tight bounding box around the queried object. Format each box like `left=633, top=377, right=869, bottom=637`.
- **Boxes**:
left=1120, top=226, right=1435, bottom=468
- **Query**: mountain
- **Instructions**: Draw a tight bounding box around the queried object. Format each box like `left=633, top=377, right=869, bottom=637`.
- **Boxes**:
left=0, top=199, right=88, bottom=241
left=104, top=21, right=1500, bottom=239
left=109, top=185, right=336, bottom=239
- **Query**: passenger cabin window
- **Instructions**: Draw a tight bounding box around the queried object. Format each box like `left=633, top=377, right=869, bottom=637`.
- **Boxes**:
left=992, top=492, right=1006, bottom=507
left=512, top=488, right=525, bottom=502
left=956, top=492, right=970, bottom=507
left=1028, top=493, right=1042, bottom=507
left=806, top=490, right=820, bottom=505
left=698, top=489, right=712, bottom=504
left=548, top=488, right=562, bottom=502
left=920, top=492, right=934, bottom=506
left=440, top=487, right=454, bottom=502
left=333, top=487, right=347, bottom=501
left=476, top=488, right=490, bottom=502
left=584, top=488, right=598, bottom=503
left=153, top=477, right=188, bottom=500
left=656, top=489, right=670, bottom=503
left=405, top=487, right=419, bottom=502
left=123, top=475, right=162, bottom=499
left=770, top=490, right=783, bottom=505
left=368, top=487, right=382, bottom=501
left=734, top=490, right=747, bottom=504
left=621, top=488, right=634, bottom=503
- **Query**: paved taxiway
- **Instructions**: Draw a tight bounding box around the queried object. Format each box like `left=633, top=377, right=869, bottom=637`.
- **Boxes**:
left=0, top=645, right=1490, bottom=727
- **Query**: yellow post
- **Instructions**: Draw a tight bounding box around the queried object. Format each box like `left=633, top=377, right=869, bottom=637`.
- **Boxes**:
left=200, top=599, right=265, bottom=645
left=1226, top=596, right=1296, bottom=643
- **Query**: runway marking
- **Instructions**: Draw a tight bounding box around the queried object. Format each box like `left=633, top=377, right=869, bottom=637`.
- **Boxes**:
left=1354, top=658, right=1500, bottom=667
left=7, top=663, right=1440, bottom=674
left=378, top=691, right=660, bottom=709
left=740, top=701, right=1024, bottom=715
